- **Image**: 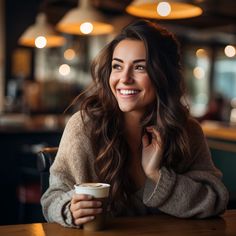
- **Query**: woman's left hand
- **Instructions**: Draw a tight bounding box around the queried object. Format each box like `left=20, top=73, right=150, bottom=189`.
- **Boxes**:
left=141, top=126, right=163, bottom=182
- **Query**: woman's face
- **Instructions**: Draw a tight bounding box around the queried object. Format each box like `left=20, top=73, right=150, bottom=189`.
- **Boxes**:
left=109, top=39, right=156, bottom=116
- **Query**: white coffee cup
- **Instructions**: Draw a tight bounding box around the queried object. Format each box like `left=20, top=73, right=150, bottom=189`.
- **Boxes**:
left=74, top=183, right=110, bottom=231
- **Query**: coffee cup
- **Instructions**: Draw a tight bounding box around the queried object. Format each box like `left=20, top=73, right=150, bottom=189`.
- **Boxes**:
left=74, top=183, right=110, bottom=231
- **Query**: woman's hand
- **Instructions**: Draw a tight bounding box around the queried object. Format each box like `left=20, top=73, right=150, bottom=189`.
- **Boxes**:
left=141, top=126, right=163, bottom=182
left=70, top=194, right=102, bottom=226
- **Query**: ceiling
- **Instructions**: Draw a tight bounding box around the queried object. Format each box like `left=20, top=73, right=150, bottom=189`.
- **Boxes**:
left=30, top=0, right=236, bottom=44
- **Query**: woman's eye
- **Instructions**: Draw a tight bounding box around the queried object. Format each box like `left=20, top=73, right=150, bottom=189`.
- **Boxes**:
left=112, top=64, right=122, bottom=70
left=135, top=65, right=146, bottom=71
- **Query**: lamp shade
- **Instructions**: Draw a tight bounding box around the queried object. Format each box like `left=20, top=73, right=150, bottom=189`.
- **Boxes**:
left=57, top=0, right=114, bottom=35
left=126, top=0, right=203, bottom=19
left=19, top=13, right=65, bottom=48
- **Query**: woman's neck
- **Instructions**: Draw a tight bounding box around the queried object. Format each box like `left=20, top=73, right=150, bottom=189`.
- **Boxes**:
left=123, top=112, right=146, bottom=190
left=123, top=112, right=142, bottom=150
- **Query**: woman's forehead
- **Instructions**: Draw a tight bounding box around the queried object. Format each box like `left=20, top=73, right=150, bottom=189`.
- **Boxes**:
left=112, top=39, right=146, bottom=59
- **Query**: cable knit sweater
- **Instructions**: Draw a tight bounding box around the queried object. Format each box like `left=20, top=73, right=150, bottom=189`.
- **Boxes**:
left=41, top=111, right=229, bottom=227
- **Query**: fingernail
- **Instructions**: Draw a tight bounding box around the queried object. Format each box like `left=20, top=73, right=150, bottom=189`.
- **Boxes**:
left=90, top=216, right=95, bottom=220
left=97, top=201, right=102, bottom=207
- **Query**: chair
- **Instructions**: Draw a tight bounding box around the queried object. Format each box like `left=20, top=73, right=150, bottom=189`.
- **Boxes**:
left=37, top=147, right=58, bottom=195
left=17, top=146, right=56, bottom=223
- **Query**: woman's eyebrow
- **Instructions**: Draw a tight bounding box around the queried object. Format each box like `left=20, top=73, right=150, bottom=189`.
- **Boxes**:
left=112, top=58, right=123, bottom=63
left=112, top=58, right=146, bottom=63
left=133, top=59, right=146, bottom=63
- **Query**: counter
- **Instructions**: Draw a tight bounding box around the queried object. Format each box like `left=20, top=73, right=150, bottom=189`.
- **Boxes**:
left=0, top=113, right=69, bottom=133
left=201, top=120, right=236, bottom=142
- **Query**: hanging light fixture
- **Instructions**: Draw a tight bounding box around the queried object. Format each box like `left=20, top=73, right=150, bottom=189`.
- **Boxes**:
left=126, top=0, right=203, bottom=19
left=57, top=0, right=114, bottom=35
left=19, top=13, right=65, bottom=48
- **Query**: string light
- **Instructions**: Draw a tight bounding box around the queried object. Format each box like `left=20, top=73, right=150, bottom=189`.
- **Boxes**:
left=196, top=49, right=207, bottom=58
left=59, top=64, right=71, bottom=76
left=193, top=66, right=205, bottom=80
left=64, top=49, right=76, bottom=61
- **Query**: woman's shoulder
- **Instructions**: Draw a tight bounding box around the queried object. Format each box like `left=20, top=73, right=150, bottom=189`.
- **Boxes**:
left=55, top=110, right=94, bottom=161
left=61, top=110, right=92, bottom=143
left=66, top=110, right=90, bottom=130
left=50, top=110, right=94, bottom=180
left=66, top=110, right=84, bottom=124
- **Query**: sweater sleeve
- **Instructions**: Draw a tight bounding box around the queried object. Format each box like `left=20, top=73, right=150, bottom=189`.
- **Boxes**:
left=41, top=111, right=94, bottom=227
left=143, top=118, right=229, bottom=218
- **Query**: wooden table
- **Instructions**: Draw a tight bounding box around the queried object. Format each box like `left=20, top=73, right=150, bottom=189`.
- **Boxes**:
left=1, top=210, right=236, bottom=236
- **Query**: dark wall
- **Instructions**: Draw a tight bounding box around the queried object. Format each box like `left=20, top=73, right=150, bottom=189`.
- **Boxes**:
left=5, top=0, right=42, bottom=93
left=0, top=129, right=62, bottom=224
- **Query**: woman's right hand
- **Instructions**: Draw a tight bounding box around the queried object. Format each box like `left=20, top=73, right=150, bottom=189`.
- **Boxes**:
left=70, top=194, right=103, bottom=226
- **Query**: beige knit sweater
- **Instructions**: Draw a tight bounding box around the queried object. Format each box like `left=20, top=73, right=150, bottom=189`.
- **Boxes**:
left=41, top=111, right=229, bottom=227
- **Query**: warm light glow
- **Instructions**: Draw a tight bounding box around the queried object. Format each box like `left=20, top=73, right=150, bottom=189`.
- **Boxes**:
left=64, top=49, right=76, bottom=60
left=224, top=45, right=236, bottom=58
left=19, top=13, right=65, bottom=48
left=196, top=48, right=207, bottom=58
left=20, top=36, right=65, bottom=48
left=56, top=0, right=114, bottom=35
left=59, top=64, right=70, bottom=76
left=80, top=22, right=93, bottom=34
left=35, top=36, right=47, bottom=48
left=126, top=1, right=203, bottom=19
left=193, top=66, right=205, bottom=79
left=157, top=2, right=171, bottom=16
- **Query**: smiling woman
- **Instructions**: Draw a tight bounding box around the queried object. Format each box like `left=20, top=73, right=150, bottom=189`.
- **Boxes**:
left=109, top=39, right=155, bottom=115
left=41, top=20, right=229, bottom=228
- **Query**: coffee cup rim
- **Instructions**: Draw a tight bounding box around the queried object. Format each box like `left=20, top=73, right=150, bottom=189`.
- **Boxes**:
left=74, top=183, right=110, bottom=189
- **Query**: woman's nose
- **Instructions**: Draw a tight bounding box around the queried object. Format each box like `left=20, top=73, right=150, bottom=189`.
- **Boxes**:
left=120, top=69, right=134, bottom=84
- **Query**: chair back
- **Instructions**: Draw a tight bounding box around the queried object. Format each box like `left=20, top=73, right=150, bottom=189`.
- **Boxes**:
left=37, top=147, right=58, bottom=195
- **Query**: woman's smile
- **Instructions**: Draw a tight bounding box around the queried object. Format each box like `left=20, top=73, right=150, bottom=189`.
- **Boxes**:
left=118, top=89, right=140, bottom=95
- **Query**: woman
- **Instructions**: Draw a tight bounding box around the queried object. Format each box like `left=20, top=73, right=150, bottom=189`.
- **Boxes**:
left=41, top=20, right=228, bottom=227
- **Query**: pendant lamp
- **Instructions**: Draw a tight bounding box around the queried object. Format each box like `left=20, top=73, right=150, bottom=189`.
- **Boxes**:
left=57, top=0, right=114, bottom=35
left=19, top=13, right=65, bottom=48
left=126, top=0, right=203, bottom=19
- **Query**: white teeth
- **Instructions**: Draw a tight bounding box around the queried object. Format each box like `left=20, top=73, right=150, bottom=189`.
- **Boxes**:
left=119, top=89, right=139, bottom=95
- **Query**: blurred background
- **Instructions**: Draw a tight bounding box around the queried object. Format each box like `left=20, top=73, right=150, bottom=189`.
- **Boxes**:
left=0, top=0, right=236, bottom=225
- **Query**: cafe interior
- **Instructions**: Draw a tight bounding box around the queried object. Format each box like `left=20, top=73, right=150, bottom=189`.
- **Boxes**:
left=0, top=0, right=236, bottom=227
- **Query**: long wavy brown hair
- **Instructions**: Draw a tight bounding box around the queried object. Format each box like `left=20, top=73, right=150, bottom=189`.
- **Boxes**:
left=75, top=20, right=190, bottom=209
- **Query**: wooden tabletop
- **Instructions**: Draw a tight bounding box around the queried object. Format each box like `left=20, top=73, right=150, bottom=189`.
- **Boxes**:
left=1, top=210, right=236, bottom=236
